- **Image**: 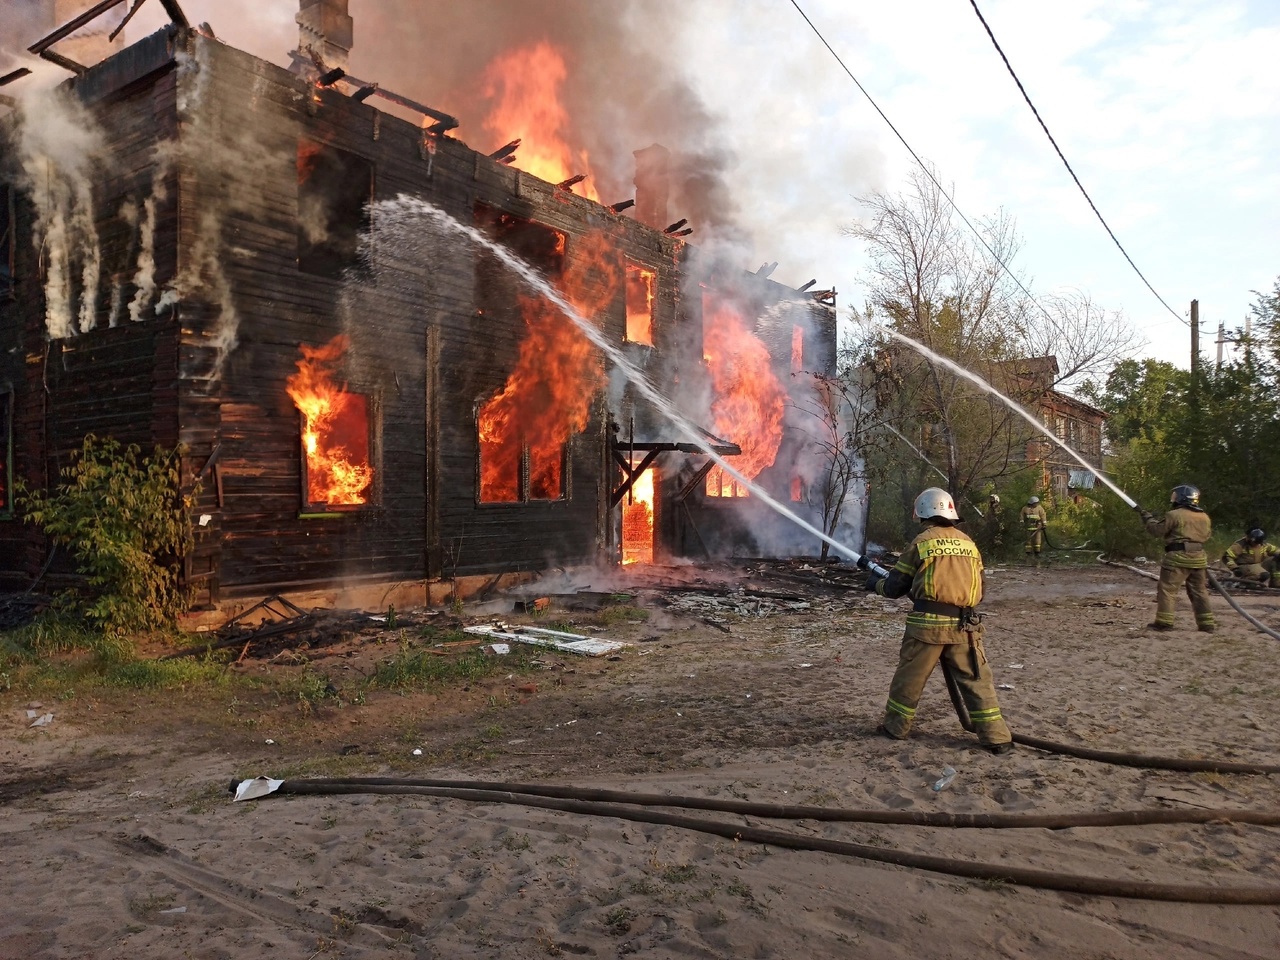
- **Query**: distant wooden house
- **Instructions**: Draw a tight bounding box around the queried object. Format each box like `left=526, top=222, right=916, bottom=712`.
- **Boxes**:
left=1005, top=356, right=1107, bottom=500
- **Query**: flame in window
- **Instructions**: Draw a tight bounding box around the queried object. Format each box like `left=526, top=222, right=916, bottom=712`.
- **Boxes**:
left=622, top=464, right=655, bottom=565
left=626, top=263, right=655, bottom=345
left=478, top=231, right=618, bottom=502
left=286, top=335, right=373, bottom=508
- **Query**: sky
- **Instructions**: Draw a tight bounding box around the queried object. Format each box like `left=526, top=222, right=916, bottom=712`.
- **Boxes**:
left=5, top=0, right=1278, bottom=372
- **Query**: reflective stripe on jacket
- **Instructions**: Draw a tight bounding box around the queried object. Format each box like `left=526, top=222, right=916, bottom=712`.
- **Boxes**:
left=876, top=523, right=983, bottom=630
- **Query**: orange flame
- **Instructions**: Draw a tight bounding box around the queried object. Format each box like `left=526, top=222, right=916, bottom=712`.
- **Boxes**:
left=480, top=41, right=599, bottom=201
left=286, top=335, right=373, bottom=508
left=791, top=324, right=804, bottom=373
left=626, top=263, right=655, bottom=345
left=622, top=464, right=655, bottom=564
left=478, top=231, right=620, bottom=502
left=703, top=295, right=786, bottom=498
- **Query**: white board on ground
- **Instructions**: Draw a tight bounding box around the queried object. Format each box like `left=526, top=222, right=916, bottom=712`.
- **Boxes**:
left=463, top=624, right=628, bottom=657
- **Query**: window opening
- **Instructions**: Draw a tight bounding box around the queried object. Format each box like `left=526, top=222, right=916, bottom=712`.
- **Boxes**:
left=621, top=462, right=655, bottom=565
left=286, top=335, right=375, bottom=512
left=625, top=262, right=655, bottom=345
left=297, top=139, right=374, bottom=277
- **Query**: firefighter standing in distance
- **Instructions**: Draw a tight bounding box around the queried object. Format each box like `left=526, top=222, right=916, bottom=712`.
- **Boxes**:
left=863, top=487, right=1014, bottom=754
left=1139, top=484, right=1216, bottom=632
left=1222, top=528, right=1280, bottom=586
left=1021, top=496, right=1048, bottom=563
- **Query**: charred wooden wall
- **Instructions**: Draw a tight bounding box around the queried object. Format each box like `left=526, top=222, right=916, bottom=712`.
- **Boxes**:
left=0, top=28, right=181, bottom=585
left=172, top=35, right=686, bottom=592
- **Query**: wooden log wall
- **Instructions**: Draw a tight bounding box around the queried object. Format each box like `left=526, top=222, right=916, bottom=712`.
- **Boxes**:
left=0, top=28, right=181, bottom=586
left=0, top=24, right=837, bottom=596
left=174, top=35, right=687, bottom=592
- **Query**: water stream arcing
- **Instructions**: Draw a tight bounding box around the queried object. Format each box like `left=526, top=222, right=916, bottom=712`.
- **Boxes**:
left=856, top=319, right=1138, bottom=509
left=376, top=196, right=884, bottom=570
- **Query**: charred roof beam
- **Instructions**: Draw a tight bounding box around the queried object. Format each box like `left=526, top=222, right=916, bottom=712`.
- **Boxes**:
left=28, top=0, right=126, bottom=54
left=0, top=68, right=33, bottom=87
left=110, top=0, right=151, bottom=42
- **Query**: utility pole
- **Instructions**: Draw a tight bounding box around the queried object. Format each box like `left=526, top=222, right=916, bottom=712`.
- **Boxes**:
left=1216, top=320, right=1225, bottom=371
left=1190, top=299, right=1199, bottom=375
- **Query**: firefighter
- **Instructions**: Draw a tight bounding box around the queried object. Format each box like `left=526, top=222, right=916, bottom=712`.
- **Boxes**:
left=986, top=493, right=1005, bottom=549
left=863, top=487, right=1014, bottom=754
left=1020, top=496, right=1048, bottom=562
left=1222, top=528, right=1280, bottom=586
left=1138, top=484, right=1216, bottom=632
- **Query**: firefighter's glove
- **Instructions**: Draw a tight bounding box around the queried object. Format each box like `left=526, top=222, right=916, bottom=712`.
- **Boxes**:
left=864, top=575, right=884, bottom=593
left=1140, top=510, right=1154, bottom=524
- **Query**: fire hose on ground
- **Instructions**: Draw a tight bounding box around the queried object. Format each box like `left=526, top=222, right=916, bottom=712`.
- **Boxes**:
left=1097, top=553, right=1280, bottom=644
left=236, top=775, right=1280, bottom=904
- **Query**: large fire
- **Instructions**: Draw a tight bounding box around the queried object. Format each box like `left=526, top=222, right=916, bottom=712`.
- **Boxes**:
left=478, top=231, right=619, bottom=502
left=621, top=464, right=655, bottom=565
left=480, top=41, right=600, bottom=201
left=703, top=296, right=786, bottom=498
left=286, top=335, right=373, bottom=508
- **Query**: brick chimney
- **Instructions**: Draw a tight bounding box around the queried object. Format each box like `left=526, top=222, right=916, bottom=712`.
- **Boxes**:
left=296, top=0, right=354, bottom=70
left=633, top=144, right=671, bottom=231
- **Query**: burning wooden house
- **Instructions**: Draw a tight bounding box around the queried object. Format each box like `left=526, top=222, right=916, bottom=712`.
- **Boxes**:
left=0, top=1, right=837, bottom=610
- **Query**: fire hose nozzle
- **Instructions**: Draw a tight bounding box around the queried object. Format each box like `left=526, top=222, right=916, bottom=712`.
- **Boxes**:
left=869, top=562, right=891, bottom=579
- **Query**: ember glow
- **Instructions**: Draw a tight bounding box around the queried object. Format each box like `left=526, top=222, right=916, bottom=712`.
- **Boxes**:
left=625, top=263, right=655, bottom=345
left=478, top=231, right=619, bottom=502
left=702, top=295, right=786, bottom=498
left=621, top=464, right=655, bottom=565
left=480, top=41, right=599, bottom=201
left=286, top=335, right=373, bottom=508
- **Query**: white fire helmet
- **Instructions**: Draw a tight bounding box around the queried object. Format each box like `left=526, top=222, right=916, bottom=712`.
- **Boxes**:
left=913, top=487, right=960, bottom=522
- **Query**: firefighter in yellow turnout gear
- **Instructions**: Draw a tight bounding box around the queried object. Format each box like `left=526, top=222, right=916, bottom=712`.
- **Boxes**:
left=1020, top=496, right=1047, bottom=561
left=1139, top=484, right=1216, bottom=632
left=864, top=487, right=1014, bottom=754
left=1223, top=529, right=1280, bottom=587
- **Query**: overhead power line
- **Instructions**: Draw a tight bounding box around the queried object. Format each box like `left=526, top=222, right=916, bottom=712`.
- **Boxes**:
left=784, top=0, right=1052, bottom=326
left=966, top=0, right=1188, bottom=327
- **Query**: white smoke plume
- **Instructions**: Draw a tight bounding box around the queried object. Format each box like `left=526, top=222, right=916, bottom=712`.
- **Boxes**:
left=10, top=74, right=109, bottom=338
left=127, top=165, right=167, bottom=324
left=156, top=39, right=292, bottom=379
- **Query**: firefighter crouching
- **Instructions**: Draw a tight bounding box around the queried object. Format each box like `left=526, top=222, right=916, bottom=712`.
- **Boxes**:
left=863, top=487, right=1014, bottom=754
left=1222, top=529, right=1279, bottom=587
left=1020, top=496, right=1047, bottom=562
left=1138, top=484, right=1216, bottom=632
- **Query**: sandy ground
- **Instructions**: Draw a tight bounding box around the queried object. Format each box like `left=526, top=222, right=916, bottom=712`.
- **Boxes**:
left=2, top=561, right=1280, bottom=959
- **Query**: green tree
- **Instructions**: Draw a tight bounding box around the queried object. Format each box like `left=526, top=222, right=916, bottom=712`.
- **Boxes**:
left=20, top=437, right=196, bottom=638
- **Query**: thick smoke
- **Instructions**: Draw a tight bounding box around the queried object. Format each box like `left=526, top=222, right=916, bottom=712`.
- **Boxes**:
left=351, top=0, right=742, bottom=243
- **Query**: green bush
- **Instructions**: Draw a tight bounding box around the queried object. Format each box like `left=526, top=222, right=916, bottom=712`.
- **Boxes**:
left=20, top=437, right=196, bottom=638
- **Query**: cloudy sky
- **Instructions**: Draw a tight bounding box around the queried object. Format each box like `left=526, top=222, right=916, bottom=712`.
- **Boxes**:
left=8, top=0, right=1278, bottom=370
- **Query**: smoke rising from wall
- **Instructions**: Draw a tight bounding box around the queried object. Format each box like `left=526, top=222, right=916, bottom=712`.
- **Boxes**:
left=10, top=74, right=109, bottom=339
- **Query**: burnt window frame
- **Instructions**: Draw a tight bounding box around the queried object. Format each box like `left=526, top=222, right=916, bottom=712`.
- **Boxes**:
left=0, top=184, right=14, bottom=301
left=296, top=138, right=375, bottom=279
left=474, top=404, right=572, bottom=506
left=624, top=259, right=656, bottom=346
left=473, top=204, right=574, bottom=507
left=0, top=387, right=12, bottom=519
left=297, top=387, right=382, bottom=519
